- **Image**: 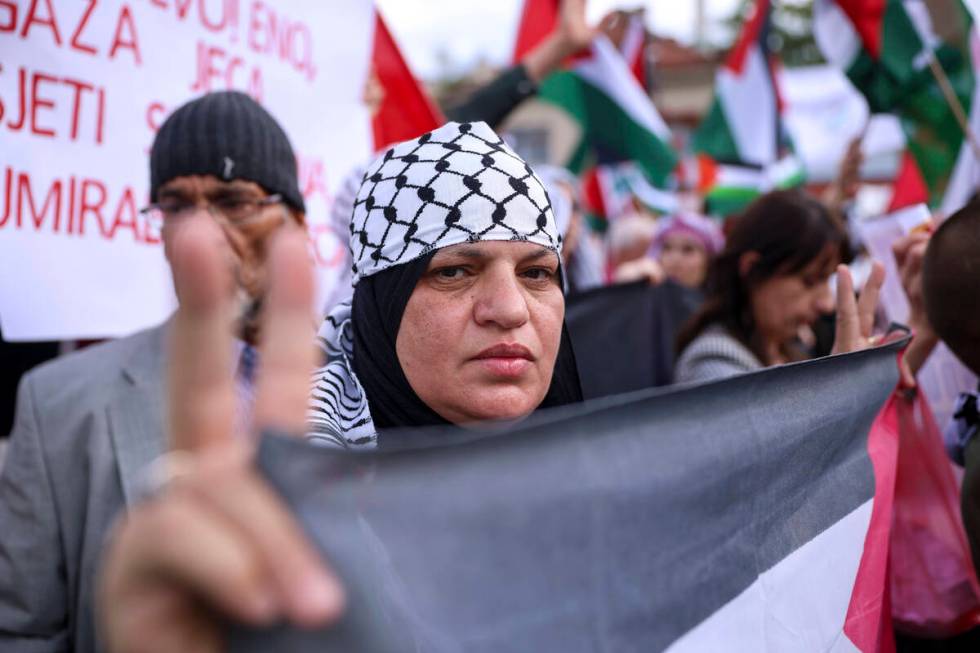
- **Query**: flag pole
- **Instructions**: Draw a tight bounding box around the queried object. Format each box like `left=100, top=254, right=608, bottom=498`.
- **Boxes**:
left=925, top=51, right=980, bottom=161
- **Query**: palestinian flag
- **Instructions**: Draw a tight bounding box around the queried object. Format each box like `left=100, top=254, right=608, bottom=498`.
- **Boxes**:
left=582, top=160, right=679, bottom=229
left=696, top=154, right=806, bottom=218
left=692, top=0, right=804, bottom=217
left=513, top=0, right=678, bottom=187
left=370, top=11, right=445, bottom=152
left=618, top=11, right=648, bottom=88
left=887, top=150, right=930, bottom=211
left=941, top=21, right=980, bottom=215
left=238, top=339, right=905, bottom=652
left=814, top=0, right=977, bottom=204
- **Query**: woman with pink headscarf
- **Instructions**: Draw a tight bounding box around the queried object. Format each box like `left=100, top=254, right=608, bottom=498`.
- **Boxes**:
left=647, top=212, right=724, bottom=290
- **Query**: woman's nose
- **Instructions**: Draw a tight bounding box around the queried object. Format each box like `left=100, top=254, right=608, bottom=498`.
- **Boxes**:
left=473, top=270, right=530, bottom=330
left=815, top=280, right=835, bottom=314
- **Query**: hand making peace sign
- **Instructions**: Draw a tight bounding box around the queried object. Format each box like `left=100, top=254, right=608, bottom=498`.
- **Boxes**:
left=98, top=216, right=343, bottom=653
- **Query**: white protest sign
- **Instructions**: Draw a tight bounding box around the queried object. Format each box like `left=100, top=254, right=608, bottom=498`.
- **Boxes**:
left=859, top=204, right=977, bottom=427
left=0, top=0, right=375, bottom=341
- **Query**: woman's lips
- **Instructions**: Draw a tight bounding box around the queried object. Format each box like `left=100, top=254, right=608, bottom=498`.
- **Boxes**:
left=472, top=344, right=534, bottom=378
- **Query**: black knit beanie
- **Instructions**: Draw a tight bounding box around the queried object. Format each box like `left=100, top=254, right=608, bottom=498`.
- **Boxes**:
left=150, top=91, right=305, bottom=213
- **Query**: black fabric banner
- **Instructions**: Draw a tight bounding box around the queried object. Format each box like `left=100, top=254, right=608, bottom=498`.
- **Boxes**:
left=564, top=280, right=702, bottom=399
left=230, top=341, right=902, bottom=652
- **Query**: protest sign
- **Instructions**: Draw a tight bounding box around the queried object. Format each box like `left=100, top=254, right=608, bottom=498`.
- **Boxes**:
left=0, top=0, right=375, bottom=341
left=860, top=205, right=978, bottom=427
left=230, top=340, right=904, bottom=652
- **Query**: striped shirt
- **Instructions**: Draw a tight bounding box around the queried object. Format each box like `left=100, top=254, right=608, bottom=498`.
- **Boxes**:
left=674, top=325, right=762, bottom=385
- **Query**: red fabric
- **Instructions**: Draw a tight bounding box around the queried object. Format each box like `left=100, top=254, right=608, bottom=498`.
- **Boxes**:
left=370, top=12, right=445, bottom=152
left=844, top=391, right=899, bottom=652
left=886, top=151, right=930, bottom=212
left=834, top=0, right=886, bottom=59
left=725, top=0, right=770, bottom=74
left=581, top=166, right=607, bottom=219
left=512, top=0, right=560, bottom=63
left=630, top=47, right=646, bottom=88
left=890, top=390, right=980, bottom=637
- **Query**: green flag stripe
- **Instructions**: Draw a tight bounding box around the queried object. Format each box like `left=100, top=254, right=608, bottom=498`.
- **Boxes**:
left=539, top=71, right=678, bottom=186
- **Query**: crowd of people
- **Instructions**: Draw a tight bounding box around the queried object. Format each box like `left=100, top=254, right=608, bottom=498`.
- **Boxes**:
left=2, top=3, right=980, bottom=653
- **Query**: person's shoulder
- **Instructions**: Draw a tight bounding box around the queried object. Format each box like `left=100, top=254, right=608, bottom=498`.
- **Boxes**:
left=680, top=325, right=750, bottom=358
left=675, top=324, right=761, bottom=383
left=21, top=323, right=166, bottom=406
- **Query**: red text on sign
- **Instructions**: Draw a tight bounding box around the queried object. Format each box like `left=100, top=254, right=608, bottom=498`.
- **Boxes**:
left=0, top=0, right=142, bottom=64
left=0, top=66, right=106, bottom=144
left=0, top=167, right=160, bottom=245
left=190, top=40, right=263, bottom=101
left=247, top=2, right=315, bottom=82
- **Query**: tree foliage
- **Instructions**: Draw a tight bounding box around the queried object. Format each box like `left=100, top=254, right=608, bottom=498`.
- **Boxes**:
left=721, top=0, right=824, bottom=67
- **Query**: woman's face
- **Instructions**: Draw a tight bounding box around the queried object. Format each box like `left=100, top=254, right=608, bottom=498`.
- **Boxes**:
left=749, top=247, right=837, bottom=345
left=396, top=240, right=565, bottom=425
left=659, top=233, right=709, bottom=288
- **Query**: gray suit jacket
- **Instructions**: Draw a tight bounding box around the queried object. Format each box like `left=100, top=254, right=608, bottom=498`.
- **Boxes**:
left=0, top=324, right=168, bottom=653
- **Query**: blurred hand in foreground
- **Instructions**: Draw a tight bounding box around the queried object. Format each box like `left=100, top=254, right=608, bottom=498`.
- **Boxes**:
left=98, top=216, right=342, bottom=653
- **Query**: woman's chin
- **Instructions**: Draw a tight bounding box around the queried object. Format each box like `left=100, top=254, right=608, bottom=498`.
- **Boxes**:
left=445, top=388, right=545, bottom=428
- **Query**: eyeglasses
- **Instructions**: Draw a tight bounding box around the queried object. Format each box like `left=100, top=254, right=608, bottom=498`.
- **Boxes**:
left=139, top=194, right=284, bottom=230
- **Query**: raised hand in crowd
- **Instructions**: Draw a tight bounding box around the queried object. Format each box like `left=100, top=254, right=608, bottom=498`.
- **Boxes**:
left=822, top=136, right=864, bottom=217
left=524, top=0, right=603, bottom=82
left=893, top=228, right=938, bottom=380
left=97, top=217, right=341, bottom=653
left=831, top=260, right=885, bottom=356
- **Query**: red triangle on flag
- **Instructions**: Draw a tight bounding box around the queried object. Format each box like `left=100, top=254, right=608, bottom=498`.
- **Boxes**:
left=833, top=0, right=886, bottom=60
left=887, top=150, right=929, bottom=212
left=725, top=0, right=770, bottom=75
left=371, top=12, right=445, bottom=152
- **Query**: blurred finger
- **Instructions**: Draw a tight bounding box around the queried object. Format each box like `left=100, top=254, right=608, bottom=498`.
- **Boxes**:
left=253, top=229, right=318, bottom=435
left=168, top=217, right=236, bottom=452
left=857, top=261, right=885, bottom=338
left=833, top=264, right=858, bottom=354
left=102, top=495, right=281, bottom=628
left=189, top=453, right=345, bottom=627
left=892, top=231, right=929, bottom=268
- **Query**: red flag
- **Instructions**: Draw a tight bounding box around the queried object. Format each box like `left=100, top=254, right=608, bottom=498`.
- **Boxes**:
left=371, top=12, right=445, bottom=152
left=887, top=151, right=930, bottom=212
left=512, top=0, right=560, bottom=62
left=833, top=0, right=887, bottom=59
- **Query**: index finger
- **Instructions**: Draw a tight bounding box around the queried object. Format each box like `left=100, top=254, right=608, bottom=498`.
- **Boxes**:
left=252, top=228, right=318, bottom=435
left=167, top=216, right=236, bottom=452
left=833, top=264, right=858, bottom=355
left=857, top=261, right=885, bottom=338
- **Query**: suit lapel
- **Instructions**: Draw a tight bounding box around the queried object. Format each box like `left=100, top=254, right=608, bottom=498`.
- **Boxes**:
left=107, top=323, right=169, bottom=506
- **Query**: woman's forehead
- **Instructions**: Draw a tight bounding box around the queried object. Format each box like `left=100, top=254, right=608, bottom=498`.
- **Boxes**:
left=431, top=241, right=558, bottom=263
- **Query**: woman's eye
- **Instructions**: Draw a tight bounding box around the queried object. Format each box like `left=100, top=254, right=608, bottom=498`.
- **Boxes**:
left=434, top=267, right=466, bottom=280
left=522, top=267, right=555, bottom=281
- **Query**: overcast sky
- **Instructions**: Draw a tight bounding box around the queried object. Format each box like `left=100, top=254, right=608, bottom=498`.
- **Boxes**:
left=375, top=0, right=743, bottom=80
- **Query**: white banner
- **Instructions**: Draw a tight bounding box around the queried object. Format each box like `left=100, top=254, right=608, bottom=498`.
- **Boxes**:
left=0, top=0, right=375, bottom=341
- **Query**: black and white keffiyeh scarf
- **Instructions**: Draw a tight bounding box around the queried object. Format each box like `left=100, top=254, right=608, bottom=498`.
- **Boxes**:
left=307, top=121, right=580, bottom=449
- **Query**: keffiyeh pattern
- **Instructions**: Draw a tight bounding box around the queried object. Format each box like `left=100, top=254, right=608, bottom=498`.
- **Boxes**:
left=349, top=121, right=561, bottom=285
left=308, top=121, right=562, bottom=448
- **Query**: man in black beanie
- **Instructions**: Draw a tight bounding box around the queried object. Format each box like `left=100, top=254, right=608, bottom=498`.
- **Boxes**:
left=0, top=91, right=307, bottom=653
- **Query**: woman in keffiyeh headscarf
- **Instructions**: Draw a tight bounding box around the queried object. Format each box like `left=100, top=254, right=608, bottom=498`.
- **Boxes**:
left=308, top=121, right=583, bottom=449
